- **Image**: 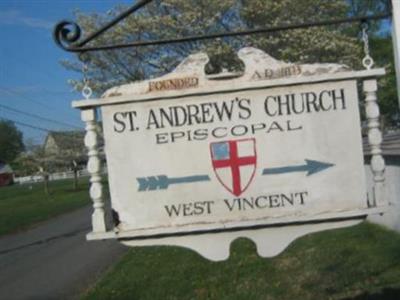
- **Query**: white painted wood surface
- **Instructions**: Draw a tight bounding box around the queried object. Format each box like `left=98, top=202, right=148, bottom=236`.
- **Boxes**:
left=122, top=219, right=362, bottom=261
left=100, top=80, right=366, bottom=237
left=363, top=80, right=385, bottom=207
left=81, top=109, right=107, bottom=233
left=75, top=48, right=387, bottom=260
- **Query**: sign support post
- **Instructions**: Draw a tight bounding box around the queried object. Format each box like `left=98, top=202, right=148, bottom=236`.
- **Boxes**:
left=81, top=108, right=107, bottom=233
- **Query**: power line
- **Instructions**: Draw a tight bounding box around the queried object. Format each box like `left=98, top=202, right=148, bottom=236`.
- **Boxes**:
left=0, top=117, right=51, bottom=133
left=0, top=103, right=81, bottom=129
left=0, top=86, right=56, bottom=111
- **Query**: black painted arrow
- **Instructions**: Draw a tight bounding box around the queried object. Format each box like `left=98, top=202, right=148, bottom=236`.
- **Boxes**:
left=262, top=159, right=334, bottom=176
left=137, top=175, right=210, bottom=191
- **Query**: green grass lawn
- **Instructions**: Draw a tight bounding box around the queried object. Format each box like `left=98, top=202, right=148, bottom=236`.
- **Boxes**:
left=0, top=178, right=91, bottom=236
left=82, top=222, right=400, bottom=300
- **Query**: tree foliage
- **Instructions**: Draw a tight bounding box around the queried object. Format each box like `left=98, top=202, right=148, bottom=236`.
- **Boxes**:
left=240, top=0, right=361, bottom=66
left=347, top=0, right=391, bottom=18
left=62, top=0, right=397, bottom=126
left=63, top=0, right=240, bottom=93
left=371, top=36, right=400, bottom=128
left=63, top=0, right=363, bottom=93
left=0, top=120, right=24, bottom=163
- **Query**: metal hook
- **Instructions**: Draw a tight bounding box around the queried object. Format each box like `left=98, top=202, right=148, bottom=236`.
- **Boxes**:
left=360, top=20, right=374, bottom=70
left=80, top=53, right=93, bottom=99
left=360, top=20, right=369, bottom=31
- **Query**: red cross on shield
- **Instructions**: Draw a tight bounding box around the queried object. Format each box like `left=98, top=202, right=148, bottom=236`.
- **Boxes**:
left=210, top=138, right=257, bottom=196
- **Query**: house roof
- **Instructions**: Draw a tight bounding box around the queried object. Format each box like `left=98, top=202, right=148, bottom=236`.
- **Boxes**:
left=363, top=131, right=400, bottom=157
left=0, top=161, right=13, bottom=174
left=45, top=131, right=86, bottom=153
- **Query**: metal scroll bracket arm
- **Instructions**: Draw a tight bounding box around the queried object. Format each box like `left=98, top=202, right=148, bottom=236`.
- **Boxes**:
left=53, top=0, right=152, bottom=52
left=53, top=0, right=392, bottom=53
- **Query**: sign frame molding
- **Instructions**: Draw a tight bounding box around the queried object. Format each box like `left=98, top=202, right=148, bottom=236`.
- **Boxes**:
left=74, top=64, right=386, bottom=261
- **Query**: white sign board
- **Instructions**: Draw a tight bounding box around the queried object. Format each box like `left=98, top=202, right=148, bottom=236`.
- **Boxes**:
left=74, top=48, right=386, bottom=261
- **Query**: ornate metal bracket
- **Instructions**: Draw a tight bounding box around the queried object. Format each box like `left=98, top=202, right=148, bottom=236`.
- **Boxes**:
left=53, top=0, right=152, bottom=53
left=53, top=0, right=392, bottom=54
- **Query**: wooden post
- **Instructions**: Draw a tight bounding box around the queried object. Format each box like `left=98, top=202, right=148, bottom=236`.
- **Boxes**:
left=363, top=79, right=385, bottom=207
left=72, top=160, right=78, bottom=190
left=82, top=108, right=107, bottom=233
left=44, top=172, right=49, bottom=196
left=392, top=0, right=400, bottom=108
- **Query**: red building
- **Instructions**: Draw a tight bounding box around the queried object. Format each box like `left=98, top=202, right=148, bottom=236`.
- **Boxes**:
left=0, top=161, right=14, bottom=187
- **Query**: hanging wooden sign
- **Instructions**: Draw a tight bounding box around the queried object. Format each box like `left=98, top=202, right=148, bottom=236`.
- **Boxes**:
left=73, top=48, right=386, bottom=261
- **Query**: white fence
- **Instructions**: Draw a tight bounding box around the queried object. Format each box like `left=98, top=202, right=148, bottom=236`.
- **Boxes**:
left=14, top=168, right=107, bottom=185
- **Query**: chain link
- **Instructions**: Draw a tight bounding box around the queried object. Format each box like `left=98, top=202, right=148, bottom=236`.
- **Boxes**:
left=361, top=22, right=374, bottom=70
left=82, top=62, right=92, bottom=99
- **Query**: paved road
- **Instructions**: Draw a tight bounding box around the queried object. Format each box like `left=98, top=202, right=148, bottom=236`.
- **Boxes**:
left=0, top=206, right=127, bottom=300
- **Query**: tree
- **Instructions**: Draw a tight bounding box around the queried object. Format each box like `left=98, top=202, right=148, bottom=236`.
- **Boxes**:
left=62, top=2, right=398, bottom=126
left=42, top=130, right=89, bottom=190
left=240, top=0, right=361, bottom=66
left=0, top=120, right=24, bottom=163
left=370, top=36, right=399, bottom=128
left=12, top=153, right=39, bottom=177
left=62, top=0, right=366, bottom=95
left=347, top=0, right=390, bottom=20
left=345, top=0, right=398, bottom=127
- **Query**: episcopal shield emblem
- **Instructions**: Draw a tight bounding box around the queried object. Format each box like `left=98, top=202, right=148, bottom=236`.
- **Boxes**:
left=210, top=138, right=257, bottom=196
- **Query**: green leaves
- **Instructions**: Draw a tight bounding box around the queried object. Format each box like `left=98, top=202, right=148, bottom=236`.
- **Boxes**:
left=371, top=36, right=399, bottom=127
left=64, top=0, right=389, bottom=110
left=0, top=120, right=24, bottom=163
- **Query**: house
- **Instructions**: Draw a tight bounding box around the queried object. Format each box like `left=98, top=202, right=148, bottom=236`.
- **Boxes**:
left=42, top=131, right=87, bottom=170
left=0, top=160, right=14, bottom=187
left=42, top=130, right=105, bottom=170
left=43, top=131, right=86, bottom=157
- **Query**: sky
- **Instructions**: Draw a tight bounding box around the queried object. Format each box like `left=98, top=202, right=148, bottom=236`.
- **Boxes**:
left=0, top=1, right=394, bottom=147
left=0, top=0, right=133, bottom=145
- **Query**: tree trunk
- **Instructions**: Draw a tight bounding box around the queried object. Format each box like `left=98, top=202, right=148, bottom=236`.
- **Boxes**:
left=43, top=173, right=49, bottom=195
left=73, top=169, right=78, bottom=190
